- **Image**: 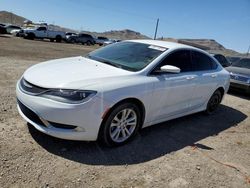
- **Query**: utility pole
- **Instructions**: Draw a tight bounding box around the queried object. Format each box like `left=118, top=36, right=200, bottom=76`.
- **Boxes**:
left=154, top=18, right=159, bottom=40
left=11, top=12, right=13, bottom=24
left=247, top=44, right=250, bottom=57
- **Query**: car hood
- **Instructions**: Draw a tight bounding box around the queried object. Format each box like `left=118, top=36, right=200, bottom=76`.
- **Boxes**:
left=23, top=56, right=133, bottom=89
left=225, top=66, right=250, bottom=76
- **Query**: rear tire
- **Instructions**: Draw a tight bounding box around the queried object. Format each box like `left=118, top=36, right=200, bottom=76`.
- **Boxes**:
left=98, top=102, right=142, bottom=147
left=205, top=90, right=222, bottom=115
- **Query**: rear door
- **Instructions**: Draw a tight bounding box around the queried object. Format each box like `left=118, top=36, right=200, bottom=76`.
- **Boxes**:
left=79, top=34, right=88, bottom=43
left=190, top=50, right=219, bottom=109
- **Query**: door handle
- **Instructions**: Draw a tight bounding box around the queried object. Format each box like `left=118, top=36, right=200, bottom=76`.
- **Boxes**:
left=186, top=76, right=195, bottom=80
left=211, top=74, right=217, bottom=78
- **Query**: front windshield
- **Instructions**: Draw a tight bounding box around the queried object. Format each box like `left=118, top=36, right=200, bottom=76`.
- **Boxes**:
left=87, top=41, right=167, bottom=71
left=233, top=58, right=250, bottom=69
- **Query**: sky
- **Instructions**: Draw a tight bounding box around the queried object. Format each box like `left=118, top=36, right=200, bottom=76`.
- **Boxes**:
left=1, top=0, right=250, bottom=53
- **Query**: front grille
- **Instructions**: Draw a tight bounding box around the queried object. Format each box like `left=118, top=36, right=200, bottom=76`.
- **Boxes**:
left=230, top=74, right=249, bottom=82
left=17, top=99, right=46, bottom=127
left=19, top=78, right=47, bottom=95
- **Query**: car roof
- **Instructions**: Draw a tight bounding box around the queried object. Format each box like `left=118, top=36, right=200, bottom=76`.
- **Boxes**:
left=128, top=39, right=198, bottom=50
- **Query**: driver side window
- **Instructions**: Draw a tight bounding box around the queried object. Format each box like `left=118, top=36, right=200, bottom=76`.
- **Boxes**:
left=155, top=50, right=192, bottom=73
left=37, top=27, right=46, bottom=31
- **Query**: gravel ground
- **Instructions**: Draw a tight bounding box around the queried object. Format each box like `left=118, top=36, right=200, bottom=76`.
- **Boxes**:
left=0, top=35, right=250, bottom=188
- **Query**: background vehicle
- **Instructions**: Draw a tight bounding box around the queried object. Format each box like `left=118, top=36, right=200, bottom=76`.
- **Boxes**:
left=211, top=54, right=231, bottom=67
left=16, top=40, right=230, bottom=146
left=21, top=26, right=66, bottom=42
left=227, top=56, right=242, bottom=65
left=67, top=33, right=95, bottom=45
left=103, top=39, right=121, bottom=46
left=5, top=25, right=21, bottom=34
left=0, top=25, right=7, bottom=34
left=95, top=36, right=109, bottom=46
left=65, top=32, right=77, bottom=40
left=226, top=58, right=250, bottom=93
left=10, top=28, right=22, bottom=36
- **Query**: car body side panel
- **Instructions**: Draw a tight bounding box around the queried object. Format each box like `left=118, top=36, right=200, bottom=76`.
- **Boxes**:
left=148, top=73, right=197, bottom=121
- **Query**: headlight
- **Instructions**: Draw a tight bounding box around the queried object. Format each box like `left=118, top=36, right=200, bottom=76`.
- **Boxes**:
left=39, top=89, right=97, bottom=104
left=247, top=78, right=250, bottom=84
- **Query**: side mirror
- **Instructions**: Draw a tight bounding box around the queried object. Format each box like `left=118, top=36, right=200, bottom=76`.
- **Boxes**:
left=160, top=65, right=180, bottom=73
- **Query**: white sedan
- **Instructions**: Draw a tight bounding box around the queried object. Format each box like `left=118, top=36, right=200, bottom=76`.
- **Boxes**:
left=16, top=40, right=230, bottom=146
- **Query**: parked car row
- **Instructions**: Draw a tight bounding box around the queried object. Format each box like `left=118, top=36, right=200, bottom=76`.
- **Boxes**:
left=0, top=23, right=121, bottom=46
left=65, top=34, right=121, bottom=46
left=209, top=53, right=249, bottom=94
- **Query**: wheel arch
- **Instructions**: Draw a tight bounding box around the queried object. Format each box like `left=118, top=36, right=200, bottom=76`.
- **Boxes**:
left=98, top=97, right=146, bottom=139
left=27, top=32, right=35, bottom=38
left=214, top=86, right=225, bottom=103
left=217, top=86, right=225, bottom=98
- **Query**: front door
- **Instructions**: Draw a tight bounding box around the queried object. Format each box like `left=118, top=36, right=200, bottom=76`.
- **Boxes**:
left=148, top=49, right=197, bottom=122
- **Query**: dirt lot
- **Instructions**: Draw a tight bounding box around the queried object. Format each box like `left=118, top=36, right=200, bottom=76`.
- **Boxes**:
left=0, top=35, right=250, bottom=188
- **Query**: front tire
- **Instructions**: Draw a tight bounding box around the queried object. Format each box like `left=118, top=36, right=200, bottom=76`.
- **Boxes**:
left=27, top=33, right=35, bottom=40
left=70, top=38, right=76, bottom=44
left=55, top=35, right=62, bottom=43
left=86, top=40, right=91, bottom=46
left=205, top=90, right=222, bottom=114
left=98, top=103, right=142, bottom=147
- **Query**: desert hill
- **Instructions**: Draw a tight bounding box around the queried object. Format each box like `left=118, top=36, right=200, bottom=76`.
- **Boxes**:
left=0, top=11, right=244, bottom=56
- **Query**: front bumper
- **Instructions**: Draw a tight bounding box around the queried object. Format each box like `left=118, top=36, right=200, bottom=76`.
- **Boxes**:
left=16, top=82, right=108, bottom=141
left=230, top=79, right=250, bottom=93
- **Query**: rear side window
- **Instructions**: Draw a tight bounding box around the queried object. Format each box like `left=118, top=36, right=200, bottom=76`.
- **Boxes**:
left=98, top=37, right=107, bottom=40
left=80, top=34, right=92, bottom=38
left=191, top=51, right=217, bottom=71
left=37, top=27, right=46, bottom=31
left=213, top=54, right=230, bottom=67
left=159, top=50, right=192, bottom=72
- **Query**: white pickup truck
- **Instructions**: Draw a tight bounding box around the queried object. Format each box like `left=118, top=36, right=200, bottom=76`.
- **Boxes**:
left=20, top=26, right=66, bottom=42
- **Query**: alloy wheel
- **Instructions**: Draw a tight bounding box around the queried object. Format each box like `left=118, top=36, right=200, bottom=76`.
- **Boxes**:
left=109, top=108, right=137, bottom=143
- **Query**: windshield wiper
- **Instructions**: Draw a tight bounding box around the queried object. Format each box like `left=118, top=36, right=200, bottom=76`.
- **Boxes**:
left=101, top=60, right=123, bottom=68
left=86, top=55, right=137, bottom=71
left=86, top=55, right=122, bottom=68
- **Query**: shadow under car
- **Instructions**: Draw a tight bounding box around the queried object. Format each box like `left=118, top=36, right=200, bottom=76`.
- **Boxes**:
left=28, top=104, right=247, bottom=165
